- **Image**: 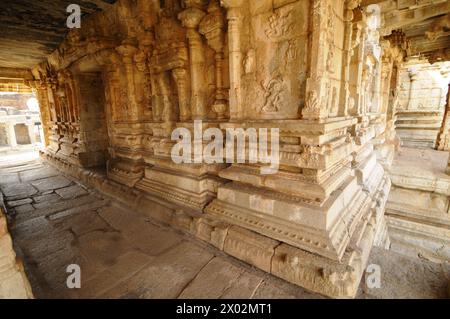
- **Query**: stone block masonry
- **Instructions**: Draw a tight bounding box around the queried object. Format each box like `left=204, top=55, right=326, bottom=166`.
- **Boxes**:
left=1, top=0, right=449, bottom=299
left=0, top=193, right=33, bottom=298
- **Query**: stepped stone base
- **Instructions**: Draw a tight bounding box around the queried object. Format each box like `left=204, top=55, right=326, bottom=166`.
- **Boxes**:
left=41, top=150, right=390, bottom=298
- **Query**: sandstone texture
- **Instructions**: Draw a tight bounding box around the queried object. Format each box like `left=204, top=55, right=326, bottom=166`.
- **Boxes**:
left=0, top=0, right=449, bottom=299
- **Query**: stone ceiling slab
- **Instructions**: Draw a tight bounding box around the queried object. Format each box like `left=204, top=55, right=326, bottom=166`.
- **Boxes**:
left=0, top=0, right=116, bottom=69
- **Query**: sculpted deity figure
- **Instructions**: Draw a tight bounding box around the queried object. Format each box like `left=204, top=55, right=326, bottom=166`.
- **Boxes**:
left=261, top=74, right=285, bottom=113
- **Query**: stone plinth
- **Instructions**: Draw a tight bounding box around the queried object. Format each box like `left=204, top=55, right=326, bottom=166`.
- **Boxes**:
left=386, top=147, right=450, bottom=263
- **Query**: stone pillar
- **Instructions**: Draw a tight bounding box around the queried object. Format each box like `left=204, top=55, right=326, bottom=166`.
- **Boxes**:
left=438, top=83, right=450, bottom=151
left=26, top=123, right=36, bottom=145
left=178, top=7, right=207, bottom=120
left=172, top=68, right=191, bottom=121
left=38, top=124, right=45, bottom=145
left=35, top=85, right=51, bottom=146
left=199, top=0, right=227, bottom=120
left=338, top=0, right=361, bottom=116
left=116, top=43, right=139, bottom=121
left=302, top=0, right=331, bottom=119
left=447, top=153, right=450, bottom=175
left=407, top=69, right=419, bottom=110
left=6, top=123, right=17, bottom=148
left=221, top=0, right=243, bottom=120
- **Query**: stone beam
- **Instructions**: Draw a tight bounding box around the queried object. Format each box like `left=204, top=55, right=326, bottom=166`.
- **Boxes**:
left=361, top=0, right=386, bottom=6
left=409, top=34, right=450, bottom=56
left=0, top=79, right=33, bottom=93
left=0, top=67, right=33, bottom=80
left=382, top=1, right=450, bottom=32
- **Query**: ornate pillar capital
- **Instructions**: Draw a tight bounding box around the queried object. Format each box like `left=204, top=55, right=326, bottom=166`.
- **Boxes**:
left=116, top=44, right=138, bottom=63
left=178, top=7, right=206, bottom=30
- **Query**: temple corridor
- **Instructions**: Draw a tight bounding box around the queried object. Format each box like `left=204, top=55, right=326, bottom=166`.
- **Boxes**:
left=1, top=155, right=449, bottom=299
left=1, top=0, right=450, bottom=299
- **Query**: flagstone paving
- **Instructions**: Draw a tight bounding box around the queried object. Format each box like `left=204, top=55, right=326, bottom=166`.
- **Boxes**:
left=1, top=157, right=449, bottom=299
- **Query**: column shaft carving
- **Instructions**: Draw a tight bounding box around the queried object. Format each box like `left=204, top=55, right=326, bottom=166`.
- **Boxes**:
left=221, top=0, right=243, bottom=120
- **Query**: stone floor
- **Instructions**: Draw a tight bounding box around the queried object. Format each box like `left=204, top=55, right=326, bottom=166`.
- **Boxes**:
left=0, top=146, right=40, bottom=164
left=0, top=156, right=449, bottom=299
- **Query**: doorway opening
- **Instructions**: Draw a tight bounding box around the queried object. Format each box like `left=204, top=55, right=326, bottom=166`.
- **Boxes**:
left=0, top=92, right=44, bottom=165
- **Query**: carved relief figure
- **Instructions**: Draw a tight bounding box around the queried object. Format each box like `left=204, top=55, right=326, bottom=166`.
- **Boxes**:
left=261, top=74, right=285, bottom=113
left=265, top=9, right=294, bottom=40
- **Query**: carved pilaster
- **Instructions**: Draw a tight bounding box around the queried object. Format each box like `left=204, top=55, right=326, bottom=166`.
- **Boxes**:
left=221, top=0, right=243, bottom=120
left=178, top=6, right=207, bottom=120
left=199, top=0, right=228, bottom=120
left=303, top=0, right=331, bottom=119
left=339, top=0, right=362, bottom=116
left=116, top=43, right=139, bottom=121
left=172, top=68, right=191, bottom=121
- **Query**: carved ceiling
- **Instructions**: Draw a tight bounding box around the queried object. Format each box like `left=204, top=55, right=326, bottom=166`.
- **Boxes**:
left=0, top=0, right=117, bottom=69
left=364, top=0, right=450, bottom=62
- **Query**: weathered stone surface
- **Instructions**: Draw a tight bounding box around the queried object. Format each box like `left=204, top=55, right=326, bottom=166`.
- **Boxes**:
left=14, top=204, right=34, bottom=214
left=1, top=183, right=37, bottom=199
left=178, top=257, right=245, bottom=299
left=252, top=280, right=322, bottom=299
left=31, top=176, right=72, bottom=192
left=3, top=159, right=450, bottom=299
left=363, top=247, right=450, bottom=299
left=0, top=173, right=20, bottom=186
left=223, top=226, right=279, bottom=273
left=15, top=194, right=105, bottom=224
left=8, top=198, right=32, bottom=207
left=76, top=230, right=133, bottom=268
left=0, top=0, right=118, bottom=69
left=220, top=271, right=264, bottom=299
left=76, top=251, right=154, bottom=299
left=99, top=205, right=182, bottom=256
left=33, top=193, right=61, bottom=204
left=47, top=199, right=109, bottom=221
left=55, top=185, right=88, bottom=199
left=103, top=242, right=214, bottom=299
left=19, top=167, right=59, bottom=182
left=396, top=60, right=449, bottom=149
left=193, top=217, right=230, bottom=250
left=1, top=0, right=449, bottom=300
left=0, top=196, right=33, bottom=298
left=387, top=147, right=450, bottom=263
left=57, top=211, right=110, bottom=236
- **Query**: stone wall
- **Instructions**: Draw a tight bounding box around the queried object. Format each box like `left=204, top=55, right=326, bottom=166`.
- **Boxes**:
left=0, top=94, right=34, bottom=109
left=396, top=59, right=450, bottom=149
left=386, top=148, right=450, bottom=263
left=26, top=0, right=413, bottom=298
left=14, top=124, right=31, bottom=145
left=0, top=124, right=7, bottom=145
left=0, top=194, right=33, bottom=299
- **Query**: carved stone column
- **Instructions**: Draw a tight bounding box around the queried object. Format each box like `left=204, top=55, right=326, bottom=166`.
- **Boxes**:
left=221, top=0, right=243, bottom=120
left=338, top=0, right=361, bottom=117
left=32, top=81, right=51, bottom=146
left=439, top=83, right=450, bottom=152
left=302, top=0, right=332, bottom=119
left=172, top=68, right=191, bottom=121
left=6, top=123, right=17, bottom=148
left=26, top=124, right=36, bottom=145
left=157, top=71, right=178, bottom=123
left=178, top=7, right=207, bottom=120
left=380, top=43, right=393, bottom=115
left=199, top=0, right=227, bottom=120
left=407, top=68, right=419, bottom=110
left=116, top=43, right=139, bottom=121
